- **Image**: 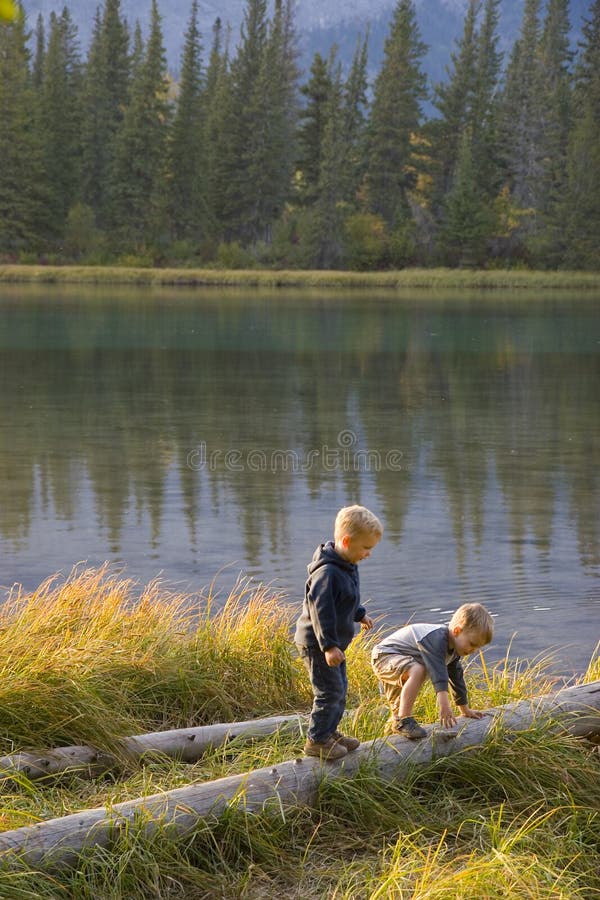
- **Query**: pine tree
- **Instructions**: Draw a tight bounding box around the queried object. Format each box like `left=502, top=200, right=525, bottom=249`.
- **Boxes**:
left=439, top=127, right=497, bottom=266
left=365, top=0, right=428, bottom=229
left=167, top=0, right=206, bottom=242
left=340, top=32, right=369, bottom=205
left=131, top=20, right=144, bottom=78
left=0, top=7, right=50, bottom=253
left=79, top=0, right=130, bottom=227
left=471, top=0, right=503, bottom=197
left=244, top=0, right=299, bottom=242
left=573, top=0, right=600, bottom=118
left=500, top=0, right=543, bottom=212
left=32, top=13, right=45, bottom=89
left=431, top=0, right=479, bottom=207
left=203, top=18, right=232, bottom=240
left=563, top=0, right=600, bottom=268
left=219, top=0, right=269, bottom=240
left=304, top=35, right=370, bottom=265
left=531, top=0, right=573, bottom=263
left=296, top=52, right=334, bottom=204
left=304, top=63, right=348, bottom=268
left=108, top=0, right=170, bottom=249
left=39, top=7, right=83, bottom=239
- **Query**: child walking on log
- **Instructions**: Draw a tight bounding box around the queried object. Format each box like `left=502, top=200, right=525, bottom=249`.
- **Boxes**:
left=371, top=602, right=493, bottom=739
left=295, top=505, right=383, bottom=760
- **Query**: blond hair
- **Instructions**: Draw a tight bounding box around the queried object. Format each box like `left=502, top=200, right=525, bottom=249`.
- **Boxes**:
left=334, top=505, right=383, bottom=539
left=449, top=603, right=494, bottom=643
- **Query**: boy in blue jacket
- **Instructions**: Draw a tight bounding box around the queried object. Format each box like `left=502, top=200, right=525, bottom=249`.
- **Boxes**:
left=295, top=505, right=383, bottom=760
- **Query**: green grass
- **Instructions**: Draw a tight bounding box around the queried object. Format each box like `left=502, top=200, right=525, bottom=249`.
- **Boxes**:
left=1, top=263, right=600, bottom=290
left=0, top=567, right=598, bottom=897
left=0, top=565, right=310, bottom=755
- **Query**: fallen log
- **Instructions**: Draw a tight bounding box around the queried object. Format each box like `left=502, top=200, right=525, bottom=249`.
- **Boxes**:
left=0, top=680, right=598, bottom=870
left=0, top=715, right=306, bottom=781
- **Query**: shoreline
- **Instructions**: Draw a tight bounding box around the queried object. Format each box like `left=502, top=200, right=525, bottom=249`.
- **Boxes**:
left=1, top=263, right=600, bottom=290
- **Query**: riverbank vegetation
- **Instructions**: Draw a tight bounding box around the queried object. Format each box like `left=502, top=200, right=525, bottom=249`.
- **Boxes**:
left=0, top=567, right=598, bottom=896
left=1, top=264, right=600, bottom=291
left=1, top=0, right=599, bottom=273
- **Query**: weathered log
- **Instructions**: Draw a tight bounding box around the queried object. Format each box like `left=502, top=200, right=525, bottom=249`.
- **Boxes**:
left=0, top=680, right=598, bottom=870
left=0, top=715, right=306, bottom=781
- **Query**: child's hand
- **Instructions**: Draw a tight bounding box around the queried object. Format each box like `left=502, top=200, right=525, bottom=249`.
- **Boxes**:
left=325, top=647, right=345, bottom=667
left=360, top=615, right=374, bottom=631
left=458, top=706, right=485, bottom=719
left=438, top=699, right=457, bottom=729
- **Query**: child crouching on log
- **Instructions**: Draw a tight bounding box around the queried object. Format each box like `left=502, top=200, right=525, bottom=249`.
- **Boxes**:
left=371, top=602, right=493, bottom=739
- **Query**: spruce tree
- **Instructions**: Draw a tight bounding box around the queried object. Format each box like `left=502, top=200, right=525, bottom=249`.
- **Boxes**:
left=573, top=0, right=600, bottom=118
left=167, top=0, right=206, bottom=242
left=32, top=13, right=45, bottom=89
left=79, top=0, right=130, bottom=227
left=306, top=65, right=346, bottom=268
left=532, top=0, right=573, bottom=263
left=203, top=18, right=233, bottom=240
left=439, top=126, right=497, bottom=266
left=433, top=0, right=503, bottom=259
left=0, top=7, right=50, bottom=253
left=219, top=0, right=269, bottom=241
left=39, top=7, right=83, bottom=239
left=563, top=0, right=600, bottom=268
left=500, top=0, right=544, bottom=213
left=431, top=0, right=479, bottom=208
left=108, top=0, right=169, bottom=249
left=340, top=33, right=369, bottom=205
left=365, top=0, right=427, bottom=229
left=471, top=0, right=503, bottom=198
left=297, top=52, right=334, bottom=204
left=131, top=20, right=144, bottom=78
left=244, top=0, right=299, bottom=242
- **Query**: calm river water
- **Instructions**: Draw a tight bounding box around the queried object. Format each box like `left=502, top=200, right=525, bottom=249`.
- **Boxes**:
left=1, top=284, right=599, bottom=674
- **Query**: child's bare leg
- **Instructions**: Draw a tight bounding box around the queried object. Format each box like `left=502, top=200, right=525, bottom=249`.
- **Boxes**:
left=398, top=663, right=427, bottom=719
left=382, top=679, right=403, bottom=719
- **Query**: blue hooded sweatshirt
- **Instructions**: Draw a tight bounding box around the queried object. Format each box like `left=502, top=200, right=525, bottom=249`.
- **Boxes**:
left=294, top=541, right=366, bottom=652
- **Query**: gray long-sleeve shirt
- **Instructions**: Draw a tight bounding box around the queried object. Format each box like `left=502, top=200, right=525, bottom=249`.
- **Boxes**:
left=373, top=622, right=468, bottom=705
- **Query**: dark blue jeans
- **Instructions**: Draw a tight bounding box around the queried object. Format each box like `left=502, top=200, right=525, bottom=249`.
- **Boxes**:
left=297, top=645, right=348, bottom=743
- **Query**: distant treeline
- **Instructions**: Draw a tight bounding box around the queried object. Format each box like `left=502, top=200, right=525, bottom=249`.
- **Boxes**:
left=1, top=0, right=599, bottom=270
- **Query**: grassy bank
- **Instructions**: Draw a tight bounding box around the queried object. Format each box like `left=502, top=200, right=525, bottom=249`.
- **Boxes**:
left=0, top=567, right=598, bottom=897
left=1, top=263, right=600, bottom=291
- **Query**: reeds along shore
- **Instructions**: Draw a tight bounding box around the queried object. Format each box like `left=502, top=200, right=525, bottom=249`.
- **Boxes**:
left=0, top=566, right=598, bottom=897
left=1, top=263, right=600, bottom=290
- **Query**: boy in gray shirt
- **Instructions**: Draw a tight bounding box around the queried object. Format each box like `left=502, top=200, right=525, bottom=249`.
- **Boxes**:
left=371, top=602, right=493, bottom=739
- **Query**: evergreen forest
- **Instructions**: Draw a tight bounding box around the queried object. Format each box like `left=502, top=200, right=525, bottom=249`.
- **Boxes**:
left=1, top=0, right=599, bottom=270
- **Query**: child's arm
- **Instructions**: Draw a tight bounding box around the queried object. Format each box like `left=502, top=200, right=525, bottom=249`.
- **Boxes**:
left=448, top=659, right=485, bottom=720
left=307, top=570, right=350, bottom=666
left=415, top=630, right=461, bottom=725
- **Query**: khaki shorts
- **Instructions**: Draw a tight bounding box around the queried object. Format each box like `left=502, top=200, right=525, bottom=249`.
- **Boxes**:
left=371, top=651, right=420, bottom=684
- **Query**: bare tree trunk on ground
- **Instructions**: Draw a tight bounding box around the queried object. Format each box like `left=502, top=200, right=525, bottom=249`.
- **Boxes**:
left=0, top=681, right=598, bottom=870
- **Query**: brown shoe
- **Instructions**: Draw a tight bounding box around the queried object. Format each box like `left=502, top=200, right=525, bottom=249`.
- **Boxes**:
left=332, top=731, right=360, bottom=752
left=304, top=736, right=348, bottom=760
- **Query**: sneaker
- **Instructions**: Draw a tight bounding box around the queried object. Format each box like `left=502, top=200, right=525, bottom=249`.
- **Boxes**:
left=303, top=736, right=348, bottom=760
left=332, top=731, right=360, bottom=752
left=392, top=717, right=427, bottom=740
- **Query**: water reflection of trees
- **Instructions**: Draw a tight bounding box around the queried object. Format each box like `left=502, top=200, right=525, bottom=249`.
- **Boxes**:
left=0, top=295, right=599, bottom=571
